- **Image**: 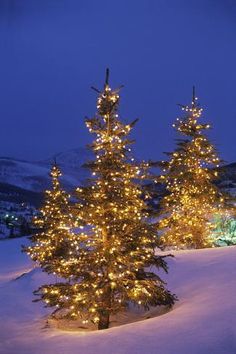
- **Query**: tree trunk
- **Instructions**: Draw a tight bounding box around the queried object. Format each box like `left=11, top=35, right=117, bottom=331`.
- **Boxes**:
left=98, top=311, right=110, bottom=330
left=98, top=227, right=111, bottom=330
left=98, top=277, right=111, bottom=330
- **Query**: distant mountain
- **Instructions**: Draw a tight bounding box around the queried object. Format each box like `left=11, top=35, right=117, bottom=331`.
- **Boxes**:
left=39, top=147, right=92, bottom=182
left=0, top=148, right=91, bottom=194
left=0, top=148, right=235, bottom=208
left=0, top=182, right=43, bottom=207
left=218, top=163, right=236, bottom=185
left=217, top=163, right=236, bottom=197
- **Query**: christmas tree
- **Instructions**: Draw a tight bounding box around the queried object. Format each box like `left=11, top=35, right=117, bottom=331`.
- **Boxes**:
left=31, top=70, right=176, bottom=330
left=158, top=88, right=224, bottom=249
left=24, top=163, right=74, bottom=276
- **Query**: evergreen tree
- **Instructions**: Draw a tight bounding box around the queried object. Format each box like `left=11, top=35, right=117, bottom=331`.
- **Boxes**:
left=158, top=88, right=224, bottom=249
left=24, top=163, right=74, bottom=275
left=32, top=70, right=176, bottom=330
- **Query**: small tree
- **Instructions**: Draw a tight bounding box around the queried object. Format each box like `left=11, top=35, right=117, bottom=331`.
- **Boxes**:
left=32, top=70, right=176, bottom=330
left=24, top=163, right=74, bottom=275
left=158, top=88, right=224, bottom=249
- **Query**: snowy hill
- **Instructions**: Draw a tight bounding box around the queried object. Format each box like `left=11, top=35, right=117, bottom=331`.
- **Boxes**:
left=218, top=163, right=236, bottom=196
left=0, top=149, right=235, bottom=196
left=0, top=238, right=236, bottom=354
left=40, top=147, right=92, bottom=180
left=219, top=162, right=236, bottom=183
left=0, top=148, right=91, bottom=194
left=0, top=148, right=91, bottom=237
left=0, top=151, right=235, bottom=217
left=0, top=157, right=54, bottom=192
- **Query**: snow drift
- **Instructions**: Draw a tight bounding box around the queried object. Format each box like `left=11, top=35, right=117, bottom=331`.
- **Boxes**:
left=0, top=238, right=236, bottom=354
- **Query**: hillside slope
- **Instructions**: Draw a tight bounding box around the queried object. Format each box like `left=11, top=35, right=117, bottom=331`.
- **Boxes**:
left=0, top=148, right=90, bottom=193
left=0, top=238, right=236, bottom=354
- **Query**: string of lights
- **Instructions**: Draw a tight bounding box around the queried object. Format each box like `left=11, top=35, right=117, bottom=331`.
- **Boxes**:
left=24, top=70, right=176, bottom=330
left=158, top=88, right=224, bottom=249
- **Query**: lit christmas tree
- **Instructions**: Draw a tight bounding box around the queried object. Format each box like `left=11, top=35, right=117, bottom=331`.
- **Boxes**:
left=32, top=70, right=176, bottom=330
left=24, top=163, right=74, bottom=275
left=158, top=88, right=224, bottom=249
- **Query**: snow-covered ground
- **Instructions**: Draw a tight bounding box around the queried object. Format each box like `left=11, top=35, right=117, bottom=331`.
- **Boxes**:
left=1, top=238, right=236, bottom=354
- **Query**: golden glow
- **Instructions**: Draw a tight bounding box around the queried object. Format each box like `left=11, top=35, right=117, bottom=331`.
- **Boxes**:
left=24, top=73, right=176, bottom=329
left=159, top=92, right=224, bottom=249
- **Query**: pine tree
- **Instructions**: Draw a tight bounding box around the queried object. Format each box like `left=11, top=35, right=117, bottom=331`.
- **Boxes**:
left=158, top=88, right=224, bottom=249
left=24, top=163, right=74, bottom=275
left=32, top=70, right=176, bottom=330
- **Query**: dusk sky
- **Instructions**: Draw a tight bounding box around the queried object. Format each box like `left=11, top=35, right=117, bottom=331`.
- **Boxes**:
left=0, top=0, right=236, bottom=163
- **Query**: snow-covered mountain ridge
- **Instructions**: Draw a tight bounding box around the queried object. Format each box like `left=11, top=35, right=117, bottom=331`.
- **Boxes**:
left=0, top=148, right=235, bottom=193
left=0, top=147, right=91, bottom=193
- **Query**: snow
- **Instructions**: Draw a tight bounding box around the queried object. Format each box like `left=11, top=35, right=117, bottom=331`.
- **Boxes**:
left=1, top=238, right=236, bottom=354
left=0, top=148, right=90, bottom=192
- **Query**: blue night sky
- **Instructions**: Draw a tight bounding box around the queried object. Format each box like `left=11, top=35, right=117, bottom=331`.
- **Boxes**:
left=0, top=0, right=235, bottom=163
